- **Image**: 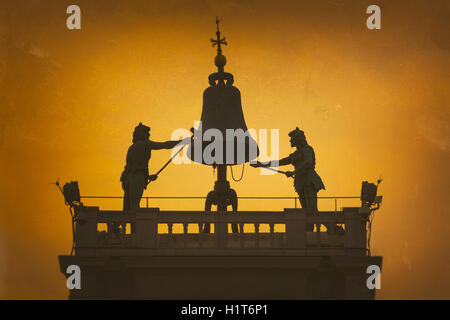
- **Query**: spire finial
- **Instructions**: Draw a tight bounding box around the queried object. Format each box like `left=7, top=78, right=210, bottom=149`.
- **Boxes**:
left=210, top=16, right=227, bottom=72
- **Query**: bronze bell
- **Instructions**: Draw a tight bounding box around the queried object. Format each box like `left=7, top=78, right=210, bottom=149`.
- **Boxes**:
left=187, top=20, right=258, bottom=165
left=188, top=74, right=259, bottom=165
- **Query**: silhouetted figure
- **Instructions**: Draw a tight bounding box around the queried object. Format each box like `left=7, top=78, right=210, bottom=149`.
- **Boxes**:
left=120, top=123, right=181, bottom=211
left=252, top=127, right=325, bottom=229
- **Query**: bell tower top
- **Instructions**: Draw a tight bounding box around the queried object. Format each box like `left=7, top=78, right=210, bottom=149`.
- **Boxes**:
left=207, top=17, right=234, bottom=86
left=210, top=17, right=227, bottom=72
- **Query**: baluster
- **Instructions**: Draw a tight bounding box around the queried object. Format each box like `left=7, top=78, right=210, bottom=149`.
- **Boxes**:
left=329, top=212, right=336, bottom=247
left=120, top=222, right=127, bottom=248
left=255, top=223, right=260, bottom=248
left=156, top=224, right=160, bottom=248
left=121, top=222, right=126, bottom=247
left=316, top=223, right=321, bottom=247
left=108, top=222, right=114, bottom=245
left=198, top=223, right=203, bottom=247
left=239, top=223, right=245, bottom=248
left=270, top=223, right=275, bottom=247
left=183, top=223, right=188, bottom=248
left=168, top=223, right=173, bottom=248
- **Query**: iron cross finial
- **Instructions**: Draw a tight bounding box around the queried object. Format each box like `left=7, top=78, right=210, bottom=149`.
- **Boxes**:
left=210, top=16, right=227, bottom=55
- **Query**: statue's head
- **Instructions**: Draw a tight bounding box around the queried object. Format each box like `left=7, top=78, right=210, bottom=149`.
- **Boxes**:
left=288, top=126, right=306, bottom=147
left=133, top=122, right=150, bottom=142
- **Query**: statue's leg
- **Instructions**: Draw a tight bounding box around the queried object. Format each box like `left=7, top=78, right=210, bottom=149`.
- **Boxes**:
left=112, top=180, right=131, bottom=234
left=202, top=192, right=214, bottom=233
left=298, top=190, right=306, bottom=209
left=295, top=179, right=306, bottom=209
left=136, top=174, right=145, bottom=206
left=128, top=173, right=145, bottom=210
left=298, top=188, right=313, bottom=231
left=304, top=184, right=318, bottom=212
left=122, top=180, right=133, bottom=233
left=229, top=189, right=239, bottom=233
left=304, top=184, right=320, bottom=232
left=127, top=174, right=145, bottom=234
left=122, top=181, right=130, bottom=211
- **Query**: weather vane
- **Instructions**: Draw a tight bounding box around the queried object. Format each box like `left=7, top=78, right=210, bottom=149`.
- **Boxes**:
left=211, top=16, right=227, bottom=55
left=207, top=17, right=233, bottom=84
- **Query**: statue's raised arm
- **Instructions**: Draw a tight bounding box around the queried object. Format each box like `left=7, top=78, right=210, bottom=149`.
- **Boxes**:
left=120, top=123, right=182, bottom=211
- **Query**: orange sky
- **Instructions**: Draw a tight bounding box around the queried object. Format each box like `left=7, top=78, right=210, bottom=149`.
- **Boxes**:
left=1, top=0, right=449, bottom=299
